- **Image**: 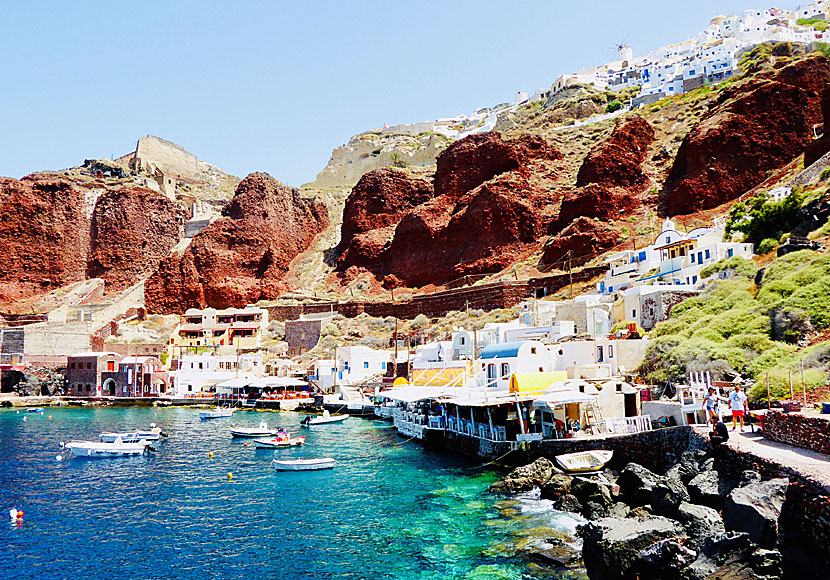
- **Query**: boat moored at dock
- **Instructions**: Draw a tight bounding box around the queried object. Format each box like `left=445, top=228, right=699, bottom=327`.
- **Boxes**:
left=230, top=420, right=278, bottom=438
left=271, top=458, right=336, bottom=471
left=64, top=437, right=151, bottom=458
left=253, top=432, right=306, bottom=448
left=554, top=449, right=613, bottom=473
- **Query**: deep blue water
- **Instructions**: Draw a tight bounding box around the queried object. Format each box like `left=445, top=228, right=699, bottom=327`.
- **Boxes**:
left=0, top=407, right=585, bottom=579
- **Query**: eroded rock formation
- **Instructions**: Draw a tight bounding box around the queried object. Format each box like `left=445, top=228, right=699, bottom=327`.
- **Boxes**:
left=87, top=187, right=188, bottom=290
left=145, top=172, right=328, bottom=312
left=662, top=54, right=830, bottom=215
left=0, top=176, right=91, bottom=307
left=541, top=217, right=620, bottom=268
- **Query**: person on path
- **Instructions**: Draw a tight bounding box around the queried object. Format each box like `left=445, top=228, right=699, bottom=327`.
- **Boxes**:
left=702, top=387, right=719, bottom=426
left=728, top=384, right=749, bottom=431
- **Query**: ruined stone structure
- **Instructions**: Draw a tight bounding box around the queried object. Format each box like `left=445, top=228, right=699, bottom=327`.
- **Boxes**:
left=131, top=135, right=199, bottom=180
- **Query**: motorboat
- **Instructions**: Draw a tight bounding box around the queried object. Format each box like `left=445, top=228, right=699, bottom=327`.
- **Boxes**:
left=100, top=424, right=166, bottom=443
left=200, top=408, right=235, bottom=420
left=64, top=437, right=151, bottom=458
left=27, top=407, right=44, bottom=413
left=253, top=431, right=306, bottom=448
left=230, top=420, right=278, bottom=438
left=271, top=458, right=335, bottom=471
left=301, top=409, right=349, bottom=427
left=554, top=449, right=613, bottom=474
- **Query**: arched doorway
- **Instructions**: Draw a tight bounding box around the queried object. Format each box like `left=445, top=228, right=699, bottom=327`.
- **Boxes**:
left=102, top=378, right=116, bottom=397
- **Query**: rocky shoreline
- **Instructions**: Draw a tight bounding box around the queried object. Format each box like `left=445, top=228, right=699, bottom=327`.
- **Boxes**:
left=490, top=444, right=822, bottom=579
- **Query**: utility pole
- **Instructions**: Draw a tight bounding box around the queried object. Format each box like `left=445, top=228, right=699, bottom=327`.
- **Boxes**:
left=567, top=251, right=573, bottom=299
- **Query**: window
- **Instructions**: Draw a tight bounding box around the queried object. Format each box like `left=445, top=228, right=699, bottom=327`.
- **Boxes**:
left=666, top=236, right=670, bottom=244
left=691, top=253, right=695, bottom=263
left=597, top=346, right=604, bottom=362
left=638, top=251, right=646, bottom=262
left=698, top=252, right=703, bottom=263
left=363, top=361, right=369, bottom=369
left=632, top=309, right=637, bottom=318
left=538, top=367, right=544, bottom=372
left=728, top=248, right=734, bottom=258
left=693, top=275, right=698, bottom=283
left=188, top=385, right=193, bottom=392
left=501, top=363, right=510, bottom=378
left=459, top=336, right=465, bottom=345
left=609, top=345, right=614, bottom=359
left=70, top=362, right=75, bottom=369
left=198, top=362, right=203, bottom=370
left=87, top=362, right=92, bottom=369
left=705, top=249, right=711, bottom=259
left=530, top=347, right=537, bottom=355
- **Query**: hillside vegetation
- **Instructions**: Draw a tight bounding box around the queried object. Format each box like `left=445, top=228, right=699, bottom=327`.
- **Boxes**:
left=639, top=250, right=830, bottom=401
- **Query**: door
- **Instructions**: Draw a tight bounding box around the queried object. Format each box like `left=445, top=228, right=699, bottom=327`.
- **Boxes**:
left=624, top=393, right=638, bottom=417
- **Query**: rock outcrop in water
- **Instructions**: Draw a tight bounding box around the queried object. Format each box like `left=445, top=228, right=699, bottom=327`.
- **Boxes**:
left=662, top=54, right=830, bottom=215
left=145, top=172, right=329, bottom=312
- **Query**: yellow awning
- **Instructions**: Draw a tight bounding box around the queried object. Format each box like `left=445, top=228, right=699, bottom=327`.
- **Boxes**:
left=508, top=372, right=568, bottom=395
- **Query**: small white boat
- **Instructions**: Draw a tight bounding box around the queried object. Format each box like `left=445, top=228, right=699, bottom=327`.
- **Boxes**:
left=200, top=408, right=235, bottom=420
left=271, top=458, right=335, bottom=471
left=554, top=449, right=613, bottom=474
left=64, top=437, right=151, bottom=458
left=301, top=410, right=349, bottom=426
left=100, top=424, right=166, bottom=443
left=230, top=420, right=278, bottom=438
left=27, top=407, right=44, bottom=413
left=254, top=432, right=306, bottom=448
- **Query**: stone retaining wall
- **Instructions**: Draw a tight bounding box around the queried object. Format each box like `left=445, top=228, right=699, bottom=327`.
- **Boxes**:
left=268, top=267, right=605, bottom=321
left=763, top=411, right=830, bottom=456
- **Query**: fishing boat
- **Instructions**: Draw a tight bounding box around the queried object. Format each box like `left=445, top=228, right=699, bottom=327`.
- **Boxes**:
left=64, top=437, right=151, bottom=458
left=300, top=410, right=349, bottom=427
left=230, top=420, right=278, bottom=438
left=554, top=449, right=613, bottom=474
left=271, top=458, right=335, bottom=471
left=200, top=408, right=235, bottom=420
left=100, top=424, right=166, bottom=443
left=253, top=431, right=306, bottom=448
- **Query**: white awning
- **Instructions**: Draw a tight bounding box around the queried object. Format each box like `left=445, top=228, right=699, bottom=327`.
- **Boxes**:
left=377, top=387, right=448, bottom=403
left=531, top=391, right=596, bottom=411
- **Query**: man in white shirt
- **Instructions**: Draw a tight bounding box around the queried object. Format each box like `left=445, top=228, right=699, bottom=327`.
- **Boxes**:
left=728, top=384, right=748, bottom=431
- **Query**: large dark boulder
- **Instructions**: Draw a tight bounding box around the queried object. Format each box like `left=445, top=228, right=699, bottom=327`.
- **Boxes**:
left=618, top=463, right=664, bottom=506
left=571, top=476, right=613, bottom=506
left=665, top=451, right=700, bottom=485
left=650, top=478, right=691, bottom=516
left=540, top=473, right=573, bottom=500
left=489, top=457, right=555, bottom=494
left=723, top=478, right=789, bottom=547
left=687, top=470, right=737, bottom=510
left=578, top=516, right=689, bottom=580
left=676, top=502, right=725, bottom=551
left=681, top=531, right=783, bottom=580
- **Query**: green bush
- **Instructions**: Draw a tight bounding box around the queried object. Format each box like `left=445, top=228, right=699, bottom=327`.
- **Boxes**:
left=605, top=101, right=623, bottom=113
left=699, top=256, right=759, bottom=280
left=725, top=190, right=804, bottom=246
left=757, top=238, right=778, bottom=255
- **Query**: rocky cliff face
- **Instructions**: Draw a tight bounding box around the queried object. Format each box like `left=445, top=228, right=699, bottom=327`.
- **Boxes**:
left=87, top=187, right=188, bottom=290
left=334, top=132, right=564, bottom=286
left=0, top=176, right=91, bottom=307
left=145, top=172, right=329, bottom=312
left=662, top=54, right=830, bottom=215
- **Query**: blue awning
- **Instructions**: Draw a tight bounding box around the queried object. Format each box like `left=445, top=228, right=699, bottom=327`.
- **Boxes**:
left=637, top=268, right=680, bottom=282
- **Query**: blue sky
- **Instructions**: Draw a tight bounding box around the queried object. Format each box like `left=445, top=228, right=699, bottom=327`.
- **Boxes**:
left=0, top=1, right=800, bottom=186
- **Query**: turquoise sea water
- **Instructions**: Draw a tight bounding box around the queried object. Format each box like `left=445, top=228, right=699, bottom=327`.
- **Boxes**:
left=0, top=407, right=586, bottom=579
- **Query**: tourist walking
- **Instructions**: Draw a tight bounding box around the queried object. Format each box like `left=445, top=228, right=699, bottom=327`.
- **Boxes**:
left=728, top=384, right=748, bottom=431
left=702, top=387, right=719, bottom=426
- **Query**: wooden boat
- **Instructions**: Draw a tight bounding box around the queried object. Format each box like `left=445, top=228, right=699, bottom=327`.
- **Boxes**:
left=554, top=449, right=613, bottom=474
left=200, top=408, right=235, bottom=420
left=64, top=437, right=151, bottom=458
left=271, top=458, right=335, bottom=471
left=301, top=410, right=349, bottom=427
left=253, top=432, right=306, bottom=448
left=100, top=424, right=166, bottom=443
left=230, top=420, right=278, bottom=438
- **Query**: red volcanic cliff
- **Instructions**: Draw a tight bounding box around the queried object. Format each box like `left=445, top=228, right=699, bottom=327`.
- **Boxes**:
left=433, top=132, right=560, bottom=198
left=804, top=83, right=830, bottom=167
left=337, top=168, right=433, bottom=270
left=88, top=187, right=188, bottom=290
left=335, top=132, right=563, bottom=286
left=576, top=115, right=656, bottom=190
left=662, top=54, right=830, bottom=215
left=0, top=176, right=91, bottom=307
left=541, top=217, right=620, bottom=268
left=145, top=172, right=329, bottom=313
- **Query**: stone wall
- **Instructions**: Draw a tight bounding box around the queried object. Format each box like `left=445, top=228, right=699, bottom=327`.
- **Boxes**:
left=267, top=267, right=605, bottom=322
left=763, top=411, right=830, bottom=456
left=133, top=136, right=199, bottom=179
left=285, top=319, right=322, bottom=355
